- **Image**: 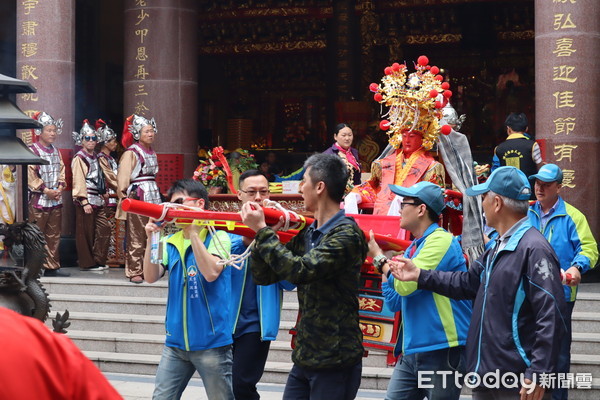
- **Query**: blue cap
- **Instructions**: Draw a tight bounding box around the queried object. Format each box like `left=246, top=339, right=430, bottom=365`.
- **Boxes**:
left=466, top=166, right=531, bottom=200
left=388, top=181, right=445, bottom=216
left=529, top=164, right=563, bottom=184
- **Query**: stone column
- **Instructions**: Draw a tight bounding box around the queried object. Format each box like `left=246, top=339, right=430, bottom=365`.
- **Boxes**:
left=535, top=0, right=600, bottom=237
left=124, top=0, right=198, bottom=187
left=16, top=0, right=76, bottom=235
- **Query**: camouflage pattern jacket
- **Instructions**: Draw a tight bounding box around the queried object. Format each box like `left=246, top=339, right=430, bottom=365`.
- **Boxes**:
left=250, top=215, right=367, bottom=369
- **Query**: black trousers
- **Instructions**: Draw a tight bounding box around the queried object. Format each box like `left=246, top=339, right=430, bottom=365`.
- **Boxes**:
left=283, top=361, right=362, bottom=400
left=232, top=331, right=271, bottom=400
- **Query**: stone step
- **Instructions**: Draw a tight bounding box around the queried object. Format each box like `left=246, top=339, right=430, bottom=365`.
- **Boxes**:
left=41, top=276, right=169, bottom=298
left=574, top=291, right=600, bottom=313
left=572, top=312, right=600, bottom=333
left=571, top=354, right=600, bottom=378
left=69, top=330, right=164, bottom=354
left=48, top=293, right=166, bottom=315
left=53, top=311, right=166, bottom=335
left=571, top=332, right=600, bottom=354
left=85, top=350, right=394, bottom=391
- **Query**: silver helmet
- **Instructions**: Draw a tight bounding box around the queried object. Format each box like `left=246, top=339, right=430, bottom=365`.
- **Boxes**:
left=97, top=123, right=117, bottom=143
left=72, top=120, right=96, bottom=146
left=441, top=102, right=466, bottom=131
left=129, top=114, right=157, bottom=141
left=33, top=111, right=63, bottom=136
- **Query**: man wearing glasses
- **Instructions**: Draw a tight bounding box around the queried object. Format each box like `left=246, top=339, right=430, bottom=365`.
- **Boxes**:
left=241, top=154, right=367, bottom=399
left=71, top=121, right=110, bottom=272
left=143, top=179, right=235, bottom=399
left=367, top=181, right=472, bottom=399
left=230, top=170, right=295, bottom=399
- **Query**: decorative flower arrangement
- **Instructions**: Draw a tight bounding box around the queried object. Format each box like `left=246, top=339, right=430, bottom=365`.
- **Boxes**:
left=193, top=150, right=228, bottom=188
left=229, top=148, right=258, bottom=173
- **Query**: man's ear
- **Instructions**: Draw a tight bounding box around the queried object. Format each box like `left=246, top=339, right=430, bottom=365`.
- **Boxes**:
left=315, top=181, right=325, bottom=195
left=196, top=198, right=206, bottom=210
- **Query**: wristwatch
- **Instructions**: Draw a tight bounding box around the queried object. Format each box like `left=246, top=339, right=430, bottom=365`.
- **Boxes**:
left=373, top=254, right=388, bottom=274
left=573, top=264, right=583, bottom=273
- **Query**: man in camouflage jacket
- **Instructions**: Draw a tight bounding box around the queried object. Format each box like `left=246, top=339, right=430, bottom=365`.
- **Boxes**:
left=241, top=153, right=368, bottom=400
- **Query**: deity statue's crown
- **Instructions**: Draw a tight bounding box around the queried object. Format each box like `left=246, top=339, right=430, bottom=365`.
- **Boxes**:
left=370, top=55, right=453, bottom=150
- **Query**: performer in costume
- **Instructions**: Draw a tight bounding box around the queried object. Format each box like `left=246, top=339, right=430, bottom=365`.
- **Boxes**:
left=71, top=120, right=110, bottom=271
left=27, top=112, right=69, bottom=276
left=0, top=165, right=16, bottom=225
left=350, top=57, right=452, bottom=216
left=117, top=114, right=160, bottom=283
left=96, top=119, right=122, bottom=265
left=322, top=123, right=362, bottom=190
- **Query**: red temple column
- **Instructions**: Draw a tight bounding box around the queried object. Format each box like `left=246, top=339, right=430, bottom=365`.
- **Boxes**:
left=535, top=0, right=600, bottom=237
left=16, top=0, right=76, bottom=235
left=124, top=0, right=199, bottom=190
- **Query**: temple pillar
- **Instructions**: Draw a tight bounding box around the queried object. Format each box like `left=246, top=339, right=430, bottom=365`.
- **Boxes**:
left=326, top=0, right=360, bottom=136
left=16, top=0, right=76, bottom=236
left=535, top=0, right=600, bottom=238
left=124, top=0, right=198, bottom=188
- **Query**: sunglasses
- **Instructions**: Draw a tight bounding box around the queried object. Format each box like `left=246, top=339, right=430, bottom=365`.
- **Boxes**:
left=83, top=136, right=98, bottom=141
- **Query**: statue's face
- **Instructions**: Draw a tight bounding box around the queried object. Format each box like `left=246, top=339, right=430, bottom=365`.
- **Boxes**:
left=401, top=130, right=423, bottom=156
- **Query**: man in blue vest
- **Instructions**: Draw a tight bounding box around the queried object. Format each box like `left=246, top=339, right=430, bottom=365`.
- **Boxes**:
left=230, top=169, right=295, bottom=399
left=368, top=181, right=472, bottom=399
left=528, top=163, right=598, bottom=400
left=143, top=179, right=234, bottom=399
left=391, top=167, right=567, bottom=399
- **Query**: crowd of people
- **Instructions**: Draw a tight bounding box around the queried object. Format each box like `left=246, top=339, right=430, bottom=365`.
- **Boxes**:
left=3, top=60, right=595, bottom=400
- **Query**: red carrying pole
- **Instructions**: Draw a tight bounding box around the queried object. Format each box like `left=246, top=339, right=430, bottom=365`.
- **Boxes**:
left=121, top=198, right=411, bottom=251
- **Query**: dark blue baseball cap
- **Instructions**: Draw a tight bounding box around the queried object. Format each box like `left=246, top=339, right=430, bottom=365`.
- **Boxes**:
left=466, top=166, right=531, bottom=200
left=529, top=164, right=563, bottom=184
left=388, top=181, right=445, bottom=216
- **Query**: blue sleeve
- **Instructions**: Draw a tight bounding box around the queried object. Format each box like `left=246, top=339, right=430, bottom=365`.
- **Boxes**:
left=382, top=278, right=403, bottom=312
left=491, top=153, right=500, bottom=172
left=418, top=257, right=483, bottom=300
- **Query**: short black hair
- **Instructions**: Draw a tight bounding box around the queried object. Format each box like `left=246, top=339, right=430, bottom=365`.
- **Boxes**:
left=239, top=169, right=268, bottom=187
left=505, top=113, right=528, bottom=133
left=167, top=179, right=209, bottom=207
left=405, top=196, right=440, bottom=223
left=334, top=123, right=351, bottom=135
left=303, top=153, right=348, bottom=203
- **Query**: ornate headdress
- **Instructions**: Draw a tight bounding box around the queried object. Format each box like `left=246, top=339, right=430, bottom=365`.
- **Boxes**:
left=32, top=111, right=63, bottom=136
left=95, top=119, right=117, bottom=143
left=442, top=101, right=466, bottom=131
left=121, top=114, right=157, bottom=148
left=71, top=119, right=96, bottom=146
left=369, top=55, right=453, bottom=150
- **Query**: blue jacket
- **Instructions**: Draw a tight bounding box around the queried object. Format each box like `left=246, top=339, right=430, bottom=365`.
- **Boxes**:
left=162, top=229, right=233, bottom=351
left=418, top=220, right=567, bottom=385
left=528, top=197, right=598, bottom=302
left=229, top=235, right=295, bottom=341
left=382, top=224, right=471, bottom=356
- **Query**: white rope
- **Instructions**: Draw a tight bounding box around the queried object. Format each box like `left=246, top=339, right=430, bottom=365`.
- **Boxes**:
left=262, top=199, right=301, bottom=231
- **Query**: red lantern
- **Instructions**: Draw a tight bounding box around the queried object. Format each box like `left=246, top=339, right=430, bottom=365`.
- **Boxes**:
left=429, top=90, right=439, bottom=98
left=434, top=75, right=444, bottom=81
left=380, top=120, right=390, bottom=131
left=374, top=93, right=383, bottom=102
left=417, top=55, right=429, bottom=66
left=430, top=66, right=440, bottom=75
left=369, top=83, right=379, bottom=92
left=441, top=82, right=450, bottom=90
left=384, top=67, right=393, bottom=75
left=391, top=62, right=401, bottom=71
left=434, top=101, right=443, bottom=109
left=443, top=90, right=453, bottom=98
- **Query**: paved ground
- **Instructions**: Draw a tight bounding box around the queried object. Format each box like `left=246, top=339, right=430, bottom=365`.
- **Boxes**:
left=106, top=373, right=388, bottom=400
